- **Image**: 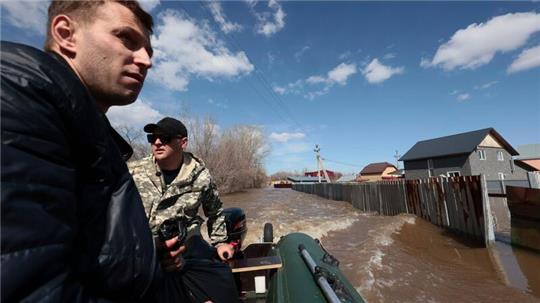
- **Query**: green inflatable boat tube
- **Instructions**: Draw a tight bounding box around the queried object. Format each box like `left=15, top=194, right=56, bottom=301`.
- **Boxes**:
left=266, top=233, right=366, bottom=303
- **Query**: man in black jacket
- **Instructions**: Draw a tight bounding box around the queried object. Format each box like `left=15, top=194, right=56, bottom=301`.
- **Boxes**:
left=1, top=1, right=181, bottom=302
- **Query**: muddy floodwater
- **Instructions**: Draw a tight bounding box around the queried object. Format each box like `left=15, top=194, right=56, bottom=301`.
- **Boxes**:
left=211, top=188, right=540, bottom=302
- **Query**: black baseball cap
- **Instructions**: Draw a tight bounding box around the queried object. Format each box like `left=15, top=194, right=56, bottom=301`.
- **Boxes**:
left=144, top=117, right=188, bottom=138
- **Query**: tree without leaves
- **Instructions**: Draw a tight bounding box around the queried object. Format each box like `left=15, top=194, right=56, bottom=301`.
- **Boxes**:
left=186, top=119, right=269, bottom=194
left=115, top=124, right=150, bottom=161
left=115, top=117, right=269, bottom=193
left=270, top=170, right=304, bottom=181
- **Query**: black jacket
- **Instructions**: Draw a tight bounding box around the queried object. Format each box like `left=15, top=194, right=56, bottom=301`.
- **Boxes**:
left=1, top=41, right=160, bottom=302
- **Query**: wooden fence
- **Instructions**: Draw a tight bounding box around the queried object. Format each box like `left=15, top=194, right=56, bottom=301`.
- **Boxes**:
left=506, top=186, right=540, bottom=252
left=292, top=175, right=495, bottom=246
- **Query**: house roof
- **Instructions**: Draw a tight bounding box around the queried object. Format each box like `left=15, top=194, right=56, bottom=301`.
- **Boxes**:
left=515, top=160, right=540, bottom=171
left=515, top=144, right=540, bottom=160
left=399, top=128, right=519, bottom=161
left=304, top=170, right=336, bottom=175
left=360, top=162, right=397, bottom=174
left=287, top=176, right=327, bottom=183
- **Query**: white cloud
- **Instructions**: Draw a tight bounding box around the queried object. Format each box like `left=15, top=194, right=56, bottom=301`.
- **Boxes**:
left=383, top=53, right=396, bottom=59
left=107, top=99, right=164, bottom=127
left=255, top=0, right=286, bottom=37
left=304, top=87, right=330, bottom=100
left=275, top=62, right=357, bottom=100
left=474, top=81, right=499, bottom=90
left=508, top=44, right=540, bottom=73
left=208, top=98, right=229, bottom=109
left=327, top=63, right=357, bottom=85
left=150, top=10, right=254, bottom=91
left=339, top=51, right=352, bottom=60
left=244, top=0, right=258, bottom=8
left=0, top=1, right=48, bottom=35
left=273, top=86, right=287, bottom=95
left=306, top=75, right=326, bottom=84
left=420, top=57, right=431, bottom=68
left=270, top=132, right=306, bottom=142
left=207, top=1, right=243, bottom=34
left=362, top=58, right=404, bottom=84
left=139, top=0, right=161, bottom=12
left=295, top=46, right=310, bottom=61
left=272, top=79, right=303, bottom=95
left=424, top=12, right=540, bottom=70
left=457, top=93, right=471, bottom=101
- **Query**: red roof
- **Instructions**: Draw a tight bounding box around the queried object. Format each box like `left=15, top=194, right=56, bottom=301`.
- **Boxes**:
left=304, top=170, right=336, bottom=176
left=360, top=162, right=397, bottom=175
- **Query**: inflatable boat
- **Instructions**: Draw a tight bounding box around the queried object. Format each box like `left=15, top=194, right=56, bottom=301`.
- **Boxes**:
left=224, top=208, right=366, bottom=303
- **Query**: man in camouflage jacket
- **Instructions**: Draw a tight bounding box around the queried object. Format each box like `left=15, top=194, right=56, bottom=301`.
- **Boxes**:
left=129, top=117, right=234, bottom=261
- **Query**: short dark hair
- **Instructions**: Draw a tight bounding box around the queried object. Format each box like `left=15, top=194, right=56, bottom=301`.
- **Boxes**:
left=44, top=0, right=153, bottom=51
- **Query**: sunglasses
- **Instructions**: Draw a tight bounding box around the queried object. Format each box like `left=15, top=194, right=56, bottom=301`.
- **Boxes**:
left=147, top=134, right=181, bottom=144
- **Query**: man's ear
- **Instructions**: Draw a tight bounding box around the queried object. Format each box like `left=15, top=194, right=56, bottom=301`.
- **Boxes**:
left=50, top=15, right=78, bottom=56
left=181, top=137, right=188, bottom=149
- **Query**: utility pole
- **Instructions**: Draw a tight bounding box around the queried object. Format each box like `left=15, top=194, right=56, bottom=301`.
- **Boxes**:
left=314, top=145, right=331, bottom=183
left=394, top=150, right=401, bottom=170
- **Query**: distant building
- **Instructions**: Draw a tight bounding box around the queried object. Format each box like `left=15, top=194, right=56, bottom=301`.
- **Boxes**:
left=304, top=170, right=337, bottom=181
left=336, top=174, right=359, bottom=183
left=287, top=176, right=328, bottom=183
left=358, top=162, right=397, bottom=182
left=514, top=144, right=540, bottom=172
left=400, top=128, right=526, bottom=181
left=388, top=169, right=405, bottom=179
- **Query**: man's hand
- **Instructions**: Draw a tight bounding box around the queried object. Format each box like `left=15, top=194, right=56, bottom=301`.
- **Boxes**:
left=156, top=236, right=186, bottom=272
left=216, top=243, right=234, bottom=261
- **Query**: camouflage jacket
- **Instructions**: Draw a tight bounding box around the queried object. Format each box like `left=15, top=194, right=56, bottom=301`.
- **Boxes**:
left=128, top=152, right=227, bottom=245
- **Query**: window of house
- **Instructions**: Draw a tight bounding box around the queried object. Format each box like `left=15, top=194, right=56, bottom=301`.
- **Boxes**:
left=497, top=151, right=504, bottom=161
left=447, top=171, right=461, bottom=177
left=478, top=149, right=486, bottom=160
left=498, top=172, right=505, bottom=180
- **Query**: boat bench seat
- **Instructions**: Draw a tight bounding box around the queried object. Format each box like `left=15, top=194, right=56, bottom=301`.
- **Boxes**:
left=229, top=255, right=282, bottom=273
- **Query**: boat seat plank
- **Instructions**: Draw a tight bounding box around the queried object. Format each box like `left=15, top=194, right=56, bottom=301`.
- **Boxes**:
left=230, top=256, right=282, bottom=273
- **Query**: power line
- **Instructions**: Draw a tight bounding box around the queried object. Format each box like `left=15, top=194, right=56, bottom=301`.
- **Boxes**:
left=323, top=158, right=365, bottom=168
left=172, top=1, right=297, bottom=128
left=196, top=1, right=309, bottom=136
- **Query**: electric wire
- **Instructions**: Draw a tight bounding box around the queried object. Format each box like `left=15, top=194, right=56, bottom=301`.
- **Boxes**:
left=173, top=1, right=293, bottom=127
left=323, top=158, right=366, bottom=168
left=182, top=2, right=353, bottom=172
left=197, top=0, right=309, bottom=136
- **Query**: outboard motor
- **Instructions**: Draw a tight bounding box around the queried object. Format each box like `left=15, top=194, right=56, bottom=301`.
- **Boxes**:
left=222, top=207, right=247, bottom=258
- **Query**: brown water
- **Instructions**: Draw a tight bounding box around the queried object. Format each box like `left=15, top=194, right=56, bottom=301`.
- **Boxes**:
left=212, top=188, right=540, bottom=302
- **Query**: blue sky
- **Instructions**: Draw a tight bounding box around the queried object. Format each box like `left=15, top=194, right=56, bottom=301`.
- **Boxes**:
left=2, top=1, right=539, bottom=174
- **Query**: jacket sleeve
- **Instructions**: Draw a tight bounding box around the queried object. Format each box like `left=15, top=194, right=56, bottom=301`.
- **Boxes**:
left=200, top=169, right=228, bottom=245
left=1, top=42, right=159, bottom=302
left=1, top=43, right=84, bottom=302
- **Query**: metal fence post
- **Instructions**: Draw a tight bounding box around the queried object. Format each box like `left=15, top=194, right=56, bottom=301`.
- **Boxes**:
left=481, top=174, right=495, bottom=246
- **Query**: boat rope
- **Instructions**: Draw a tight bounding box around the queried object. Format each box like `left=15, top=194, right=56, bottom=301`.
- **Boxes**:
left=315, top=239, right=340, bottom=267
